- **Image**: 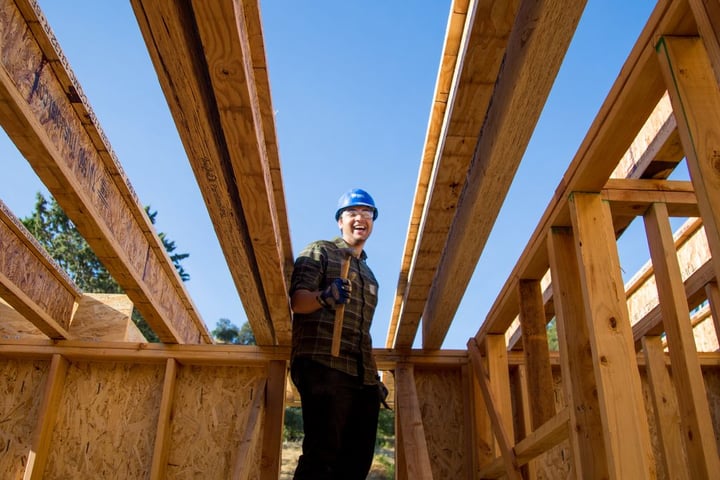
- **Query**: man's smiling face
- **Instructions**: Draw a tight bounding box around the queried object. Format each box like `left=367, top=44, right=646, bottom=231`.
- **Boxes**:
left=338, top=207, right=374, bottom=246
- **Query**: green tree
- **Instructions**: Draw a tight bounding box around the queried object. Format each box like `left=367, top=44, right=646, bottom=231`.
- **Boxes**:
left=212, top=319, right=256, bottom=345
left=283, top=406, right=304, bottom=442
left=21, top=192, right=190, bottom=342
left=22, top=194, right=122, bottom=294
left=547, top=317, right=559, bottom=351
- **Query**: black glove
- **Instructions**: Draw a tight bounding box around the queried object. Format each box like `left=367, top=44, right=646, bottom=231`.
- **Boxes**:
left=318, top=278, right=351, bottom=308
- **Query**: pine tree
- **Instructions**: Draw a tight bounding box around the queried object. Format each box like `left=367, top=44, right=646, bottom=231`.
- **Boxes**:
left=212, top=318, right=256, bottom=345
left=21, top=192, right=190, bottom=342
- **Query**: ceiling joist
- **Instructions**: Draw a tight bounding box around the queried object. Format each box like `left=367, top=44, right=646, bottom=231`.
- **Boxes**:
left=130, top=0, right=292, bottom=346
left=0, top=0, right=210, bottom=344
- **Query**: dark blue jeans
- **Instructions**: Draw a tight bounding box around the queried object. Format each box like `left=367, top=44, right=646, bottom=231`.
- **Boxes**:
left=291, top=358, right=380, bottom=480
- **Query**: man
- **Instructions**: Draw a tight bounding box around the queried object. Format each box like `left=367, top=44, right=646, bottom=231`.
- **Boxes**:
left=289, top=188, right=382, bottom=480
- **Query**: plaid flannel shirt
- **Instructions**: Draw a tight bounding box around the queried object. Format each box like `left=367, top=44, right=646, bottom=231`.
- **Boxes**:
left=290, top=237, right=379, bottom=385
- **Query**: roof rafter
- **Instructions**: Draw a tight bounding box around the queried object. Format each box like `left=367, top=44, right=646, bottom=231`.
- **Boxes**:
left=0, top=0, right=210, bottom=344
left=131, top=0, right=293, bottom=345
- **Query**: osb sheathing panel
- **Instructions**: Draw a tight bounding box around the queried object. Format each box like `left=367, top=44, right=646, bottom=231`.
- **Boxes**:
left=693, top=316, right=719, bottom=352
left=0, top=294, right=145, bottom=342
left=45, top=362, right=165, bottom=478
left=0, top=298, right=43, bottom=338
left=166, top=365, right=266, bottom=479
left=413, top=366, right=468, bottom=479
left=640, top=368, right=673, bottom=480
left=69, top=294, right=139, bottom=342
left=0, top=358, right=48, bottom=479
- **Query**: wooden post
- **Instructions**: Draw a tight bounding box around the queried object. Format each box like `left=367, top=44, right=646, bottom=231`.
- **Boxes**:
left=517, top=279, right=555, bottom=427
left=150, top=358, right=177, bottom=480
left=395, top=363, right=434, bottom=480
left=547, top=226, right=607, bottom=479
left=24, top=354, right=68, bottom=480
left=705, top=282, right=720, bottom=343
left=568, top=192, right=655, bottom=479
left=260, top=360, right=287, bottom=480
left=643, top=202, right=719, bottom=478
left=657, top=36, right=720, bottom=284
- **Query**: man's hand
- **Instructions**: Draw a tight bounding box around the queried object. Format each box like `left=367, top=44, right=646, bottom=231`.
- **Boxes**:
left=318, top=278, right=351, bottom=308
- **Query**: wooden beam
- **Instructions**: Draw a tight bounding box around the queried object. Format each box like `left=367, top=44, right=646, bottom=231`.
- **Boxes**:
left=602, top=179, right=698, bottom=218
left=610, top=93, right=680, bottom=180
left=24, top=353, right=68, bottom=480
left=240, top=0, right=294, bottom=279
left=190, top=0, right=291, bottom=345
left=474, top=0, right=694, bottom=341
left=389, top=0, right=518, bottom=347
left=658, top=35, right=720, bottom=308
left=688, top=0, right=720, bottom=87
left=395, top=363, right=434, bottom=480
left=1, top=0, right=210, bottom=344
left=633, top=259, right=716, bottom=342
left=642, top=202, right=720, bottom=478
left=0, top=340, right=289, bottom=365
left=625, top=217, right=704, bottom=301
left=547, top=227, right=608, bottom=479
left=0, top=272, right=71, bottom=340
left=504, top=99, right=687, bottom=351
left=129, top=0, right=279, bottom=345
left=422, top=0, right=588, bottom=349
left=0, top=199, right=78, bottom=339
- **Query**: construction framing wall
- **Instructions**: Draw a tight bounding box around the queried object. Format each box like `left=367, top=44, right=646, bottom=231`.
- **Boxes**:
left=1, top=0, right=720, bottom=479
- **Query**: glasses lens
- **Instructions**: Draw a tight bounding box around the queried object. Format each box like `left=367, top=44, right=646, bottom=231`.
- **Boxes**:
left=343, top=209, right=373, bottom=219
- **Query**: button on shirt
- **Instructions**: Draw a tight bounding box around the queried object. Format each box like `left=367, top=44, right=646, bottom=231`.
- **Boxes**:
left=290, top=237, right=379, bottom=385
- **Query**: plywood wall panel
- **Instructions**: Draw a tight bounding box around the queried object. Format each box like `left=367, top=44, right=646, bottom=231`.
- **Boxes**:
left=413, top=366, right=468, bottom=479
left=0, top=358, right=48, bottom=479
left=165, top=365, right=266, bottom=478
left=0, top=0, right=209, bottom=344
left=44, top=362, right=164, bottom=479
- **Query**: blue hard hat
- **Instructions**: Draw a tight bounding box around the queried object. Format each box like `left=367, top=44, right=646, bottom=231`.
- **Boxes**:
left=335, top=188, right=378, bottom=220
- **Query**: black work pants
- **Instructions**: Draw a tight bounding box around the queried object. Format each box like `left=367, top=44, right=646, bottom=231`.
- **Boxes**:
left=291, top=358, right=380, bottom=480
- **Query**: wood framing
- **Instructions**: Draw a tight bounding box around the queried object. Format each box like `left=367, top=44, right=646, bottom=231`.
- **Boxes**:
left=547, top=227, right=608, bottom=479
left=130, top=0, right=291, bottom=346
left=422, top=0, right=588, bottom=348
left=0, top=0, right=209, bottom=344
left=2, top=0, right=720, bottom=478
left=388, top=0, right=519, bottom=348
left=0, top=199, right=76, bottom=338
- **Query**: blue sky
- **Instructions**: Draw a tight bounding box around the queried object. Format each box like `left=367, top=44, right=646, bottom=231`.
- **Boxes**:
left=1, top=1, right=662, bottom=349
